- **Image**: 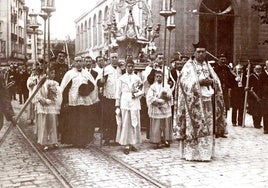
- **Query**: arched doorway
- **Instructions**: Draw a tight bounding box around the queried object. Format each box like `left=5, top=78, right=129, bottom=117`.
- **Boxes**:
left=199, top=0, right=235, bottom=61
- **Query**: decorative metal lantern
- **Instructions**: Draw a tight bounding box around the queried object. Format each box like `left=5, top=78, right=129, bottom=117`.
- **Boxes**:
left=41, top=0, right=56, bottom=13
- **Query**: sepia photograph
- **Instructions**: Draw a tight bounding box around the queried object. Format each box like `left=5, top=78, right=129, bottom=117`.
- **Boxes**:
left=0, top=0, right=268, bottom=187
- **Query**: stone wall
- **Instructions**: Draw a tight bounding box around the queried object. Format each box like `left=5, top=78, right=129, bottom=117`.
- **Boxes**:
left=151, top=0, right=268, bottom=65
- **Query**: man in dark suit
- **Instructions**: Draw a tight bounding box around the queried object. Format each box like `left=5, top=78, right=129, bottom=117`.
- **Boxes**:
left=260, top=61, right=268, bottom=134
left=212, top=54, right=236, bottom=116
left=169, top=55, right=188, bottom=88
left=248, top=65, right=263, bottom=129
left=52, top=51, right=69, bottom=84
left=231, top=64, right=246, bottom=127
left=0, top=71, right=15, bottom=130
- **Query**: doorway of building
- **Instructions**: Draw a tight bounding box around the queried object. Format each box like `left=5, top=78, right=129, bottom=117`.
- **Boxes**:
left=199, top=0, right=234, bottom=61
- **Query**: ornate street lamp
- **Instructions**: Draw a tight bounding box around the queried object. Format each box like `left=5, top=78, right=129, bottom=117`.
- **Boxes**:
left=159, top=0, right=173, bottom=86
left=167, top=10, right=176, bottom=66
left=41, top=0, right=56, bottom=67
left=28, top=9, right=39, bottom=68
left=39, top=10, right=48, bottom=61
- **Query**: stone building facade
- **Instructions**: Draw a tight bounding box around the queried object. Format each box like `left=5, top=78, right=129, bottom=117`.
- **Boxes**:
left=0, top=0, right=28, bottom=66
left=75, top=0, right=268, bottom=65
left=152, top=0, right=268, bottom=65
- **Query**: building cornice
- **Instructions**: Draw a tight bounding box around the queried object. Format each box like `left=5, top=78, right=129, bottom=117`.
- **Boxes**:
left=74, top=0, right=107, bottom=23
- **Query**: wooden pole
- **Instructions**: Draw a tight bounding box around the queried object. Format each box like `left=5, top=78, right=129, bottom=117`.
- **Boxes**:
left=14, top=76, right=46, bottom=124
left=162, top=16, right=168, bottom=87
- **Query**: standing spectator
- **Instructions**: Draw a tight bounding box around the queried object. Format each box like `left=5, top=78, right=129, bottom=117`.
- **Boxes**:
left=248, top=65, right=263, bottom=129
left=231, top=64, right=246, bottom=127
left=53, top=51, right=69, bottom=84
left=35, top=67, right=62, bottom=150
left=212, top=53, right=236, bottom=116
left=0, top=71, right=15, bottom=130
left=26, top=66, right=38, bottom=124
left=176, top=41, right=226, bottom=161
left=115, top=59, right=143, bottom=154
left=147, top=69, right=173, bottom=149
left=7, top=65, right=17, bottom=100
left=260, top=61, right=268, bottom=134
left=60, top=58, right=96, bottom=148
left=17, top=66, right=29, bottom=104
left=97, top=52, right=122, bottom=146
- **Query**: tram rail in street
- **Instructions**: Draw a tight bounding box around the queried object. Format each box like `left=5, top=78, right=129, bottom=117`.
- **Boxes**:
left=1, top=111, right=168, bottom=187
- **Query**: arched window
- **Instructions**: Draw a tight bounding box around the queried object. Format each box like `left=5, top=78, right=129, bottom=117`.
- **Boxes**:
left=93, top=14, right=97, bottom=47
left=81, top=23, right=84, bottom=51
left=84, top=20, right=88, bottom=49
left=104, top=6, right=108, bottom=22
left=98, top=10, right=103, bottom=45
left=199, top=0, right=234, bottom=59
left=88, top=18, right=92, bottom=48
left=76, top=26, right=80, bottom=53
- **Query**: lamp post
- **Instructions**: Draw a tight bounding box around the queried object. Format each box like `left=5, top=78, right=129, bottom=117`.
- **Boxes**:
left=28, top=9, right=39, bottom=68
left=160, top=0, right=173, bottom=86
left=166, top=10, right=176, bottom=67
left=39, top=10, right=48, bottom=61
left=41, top=0, right=56, bottom=67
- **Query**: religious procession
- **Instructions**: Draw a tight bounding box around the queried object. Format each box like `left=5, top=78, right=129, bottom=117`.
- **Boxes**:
left=1, top=0, right=268, bottom=166
left=1, top=39, right=268, bottom=163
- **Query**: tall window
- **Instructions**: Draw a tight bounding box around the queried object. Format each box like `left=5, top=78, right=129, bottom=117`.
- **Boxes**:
left=98, top=11, right=103, bottom=46
left=81, top=23, right=84, bottom=51
left=93, top=14, right=97, bottom=47
left=88, top=18, right=92, bottom=48
left=85, top=21, right=88, bottom=49
left=199, top=0, right=234, bottom=58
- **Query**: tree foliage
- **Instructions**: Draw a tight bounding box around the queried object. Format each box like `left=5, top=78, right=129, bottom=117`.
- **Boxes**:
left=252, top=0, right=268, bottom=24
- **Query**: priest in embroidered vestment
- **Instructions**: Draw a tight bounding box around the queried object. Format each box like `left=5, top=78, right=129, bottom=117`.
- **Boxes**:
left=176, top=41, right=226, bottom=161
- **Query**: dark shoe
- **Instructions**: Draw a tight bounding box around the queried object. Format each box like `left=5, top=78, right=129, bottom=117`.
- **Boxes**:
left=232, top=124, right=237, bottom=127
left=110, top=142, right=120, bottom=146
left=153, top=143, right=162, bottom=149
left=123, top=148, right=130, bottom=155
left=215, top=135, right=220, bottom=138
left=130, top=145, right=138, bottom=152
left=103, top=140, right=110, bottom=146
left=221, top=135, right=228, bottom=138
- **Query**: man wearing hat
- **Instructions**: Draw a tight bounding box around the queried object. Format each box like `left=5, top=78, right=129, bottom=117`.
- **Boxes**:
left=175, top=41, right=226, bottom=161
left=212, top=53, right=236, bottom=118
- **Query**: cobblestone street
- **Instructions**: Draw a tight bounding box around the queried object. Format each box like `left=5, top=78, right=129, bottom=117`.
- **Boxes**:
left=0, top=101, right=268, bottom=187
